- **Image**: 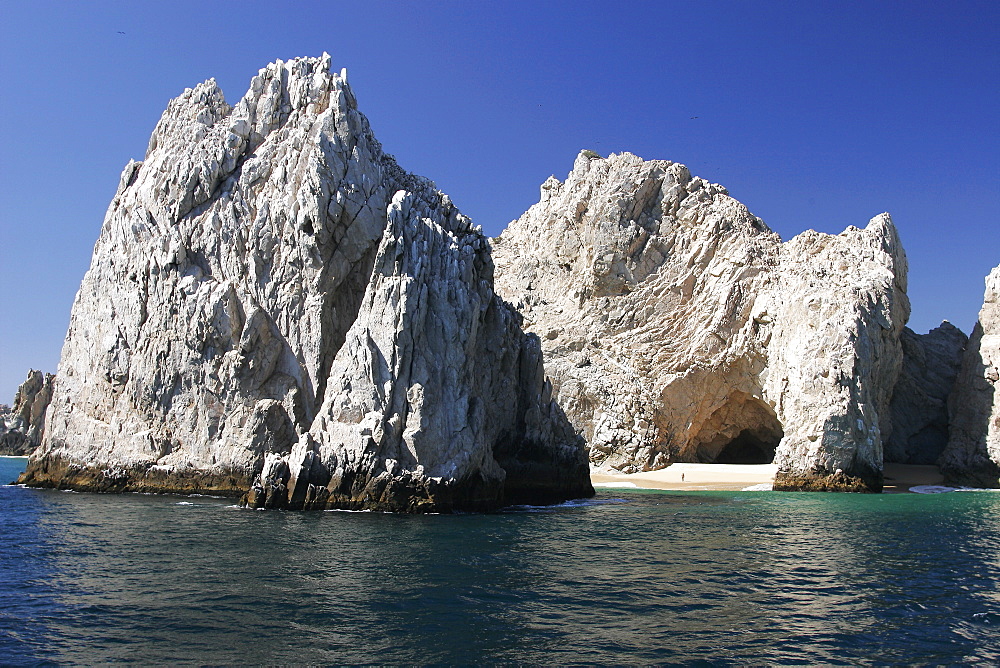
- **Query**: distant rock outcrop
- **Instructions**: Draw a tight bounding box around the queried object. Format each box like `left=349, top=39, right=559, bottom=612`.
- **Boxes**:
left=885, top=323, right=967, bottom=464
left=939, top=265, right=1000, bottom=487
left=493, top=151, right=910, bottom=492
left=18, top=56, right=592, bottom=511
left=0, top=370, right=55, bottom=456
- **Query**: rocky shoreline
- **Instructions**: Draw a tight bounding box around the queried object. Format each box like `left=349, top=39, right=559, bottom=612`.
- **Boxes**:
left=15, top=55, right=592, bottom=512
left=13, top=56, right=1000, bottom=507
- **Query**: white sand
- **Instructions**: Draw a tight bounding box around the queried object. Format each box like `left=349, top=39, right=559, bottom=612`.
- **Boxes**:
left=592, top=462, right=947, bottom=493
left=591, top=463, right=777, bottom=491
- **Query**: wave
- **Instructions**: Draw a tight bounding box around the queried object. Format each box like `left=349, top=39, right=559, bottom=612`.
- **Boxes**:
left=909, top=485, right=1000, bottom=494
left=741, top=483, right=773, bottom=491
left=506, top=498, right=630, bottom=512
left=592, top=481, right=638, bottom=488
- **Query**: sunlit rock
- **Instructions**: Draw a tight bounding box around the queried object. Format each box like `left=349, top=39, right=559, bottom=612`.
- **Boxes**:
left=493, top=151, right=910, bottom=492
left=18, top=56, right=592, bottom=511
left=0, top=370, right=54, bottom=456
left=940, top=265, right=1000, bottom=487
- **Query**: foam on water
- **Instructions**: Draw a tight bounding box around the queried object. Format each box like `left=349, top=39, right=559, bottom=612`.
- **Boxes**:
left=742, top=483, right=773, bottom=491
left=910, top=485, right=999, bottom=494
left=507, top=497, right=630, bottom=512
left=592, top=481, right=639, bottom=488
left=324, top=508, right=377, bottom=513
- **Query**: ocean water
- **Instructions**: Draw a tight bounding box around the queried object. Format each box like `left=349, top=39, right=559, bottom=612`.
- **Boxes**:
left=3, top=456, right=1000, bottom=665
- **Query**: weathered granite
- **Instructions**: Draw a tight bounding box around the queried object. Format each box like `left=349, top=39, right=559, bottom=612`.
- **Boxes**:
left=493, top=151, right=910, bottom=492
left=939, top=265, right=1000, bottom=487
left=0, top=370, right=54, bottom=456
left=765, top=214, right=909, bottom=492
left=18, top=56, right=592, bottom=511
left=885, top=323, right=967, bottom=464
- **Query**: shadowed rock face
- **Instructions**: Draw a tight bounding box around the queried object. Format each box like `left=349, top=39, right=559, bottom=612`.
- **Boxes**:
left=18, top=56, right=592, bottom=511
left=0, top=370, right=55, bottom=456
left=885, top=323, right=967, bottom=465
left=493, top=151, right=910, bottom=492
left=939, top=265, right=1000, bottom=487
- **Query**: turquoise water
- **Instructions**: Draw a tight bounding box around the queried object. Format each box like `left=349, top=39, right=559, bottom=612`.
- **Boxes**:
left=2, top=456, right=999, bottom=664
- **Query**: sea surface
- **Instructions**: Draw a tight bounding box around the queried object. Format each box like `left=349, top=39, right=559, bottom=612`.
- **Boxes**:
left=2, top=456, right=1000, bottom=665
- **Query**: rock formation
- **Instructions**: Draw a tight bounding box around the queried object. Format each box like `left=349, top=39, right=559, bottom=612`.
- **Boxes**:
left=885, top=323, right=967, bottom=464
left=0, top=370, right=55, bottom=456
left=939, top=265, right=1000, bottom=487
left=18, top=55, right=592, bottom=511
left=493, top=151, right=910, bottom=492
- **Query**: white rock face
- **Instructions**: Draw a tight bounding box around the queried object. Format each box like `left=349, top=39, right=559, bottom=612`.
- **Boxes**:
left=19, top=56, right=591, bottom=511
left=940, top=265, right=1000, bottom=487
left=493, top=151, right=910, bottom=491
left=885, top=323, right=967, bottom=464
left=0, top=370, right=54, bottom=456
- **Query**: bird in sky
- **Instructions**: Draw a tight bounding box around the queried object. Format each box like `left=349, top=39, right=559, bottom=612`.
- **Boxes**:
left=117, top=31, right=126, bottom=35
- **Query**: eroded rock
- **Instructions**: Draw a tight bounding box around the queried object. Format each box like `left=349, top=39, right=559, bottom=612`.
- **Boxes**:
left=0, top=370, right=55, bottom=456
left=885, top=323, right=967, bottom=464
left=18, top=56, right=592, bottom=511
left=939, top=265, right=1000, bottom=487
left=493, top=151, right=910, bottom=491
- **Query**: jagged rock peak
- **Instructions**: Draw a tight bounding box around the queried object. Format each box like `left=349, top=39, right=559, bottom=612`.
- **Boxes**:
left=0, top=370, right=54, bottom=456
left=940, top=265, right=1000, bottom=487
left=493, top=150, right=910, bottom=492
left=18, top=56, right=593, bottom=511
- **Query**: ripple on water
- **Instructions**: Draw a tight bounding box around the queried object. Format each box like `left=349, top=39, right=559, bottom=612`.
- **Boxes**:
left=1, top=455, right=1000, bottom=664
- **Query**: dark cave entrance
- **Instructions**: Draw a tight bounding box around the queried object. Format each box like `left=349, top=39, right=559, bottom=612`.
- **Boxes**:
left=714, top=428, right=779, bottom=464
left=688, top=393, right=784, bottom=465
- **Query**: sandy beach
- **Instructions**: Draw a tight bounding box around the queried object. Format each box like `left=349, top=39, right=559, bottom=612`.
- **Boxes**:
left=591, top=462, right=945, bottom=493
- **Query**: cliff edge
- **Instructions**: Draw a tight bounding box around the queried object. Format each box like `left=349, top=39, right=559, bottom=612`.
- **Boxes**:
left=0, top=370, right=54, bottom=456
left=18, top=56, right=592, bottom=511
left=493, top=151, right=910, bottom=491
left=939, top=265, right=1000, bottom=487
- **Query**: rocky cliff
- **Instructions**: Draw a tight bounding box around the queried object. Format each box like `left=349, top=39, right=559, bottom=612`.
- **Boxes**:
left=885, top=323, right=967, bottom=464
left=493, top=151, right=910, bottom=491
left=18, top=55, right=592, bottom=511
left=0, top=370, right=54, bottom=456
left=939, top=265, right=1000, bottom=487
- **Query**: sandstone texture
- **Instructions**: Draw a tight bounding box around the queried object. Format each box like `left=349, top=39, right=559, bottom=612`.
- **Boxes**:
left=939, top=265, right=1000, bottom=487
left=0, top=370, right=55, bottom=456
left=19, top=55, right=592, bottom=511
left=885, top=323, right=967, bottom=464
left=493, top=151, right=910, bottom=492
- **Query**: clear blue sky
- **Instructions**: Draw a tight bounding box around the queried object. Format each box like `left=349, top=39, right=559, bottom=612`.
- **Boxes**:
left=1, top=0, right=997, bottom=401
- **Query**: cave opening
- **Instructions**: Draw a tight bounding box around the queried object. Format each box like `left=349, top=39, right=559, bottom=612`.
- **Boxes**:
left=687, top=393, right=784, bottom=464
left=714, top=428, right=779, bottom=464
